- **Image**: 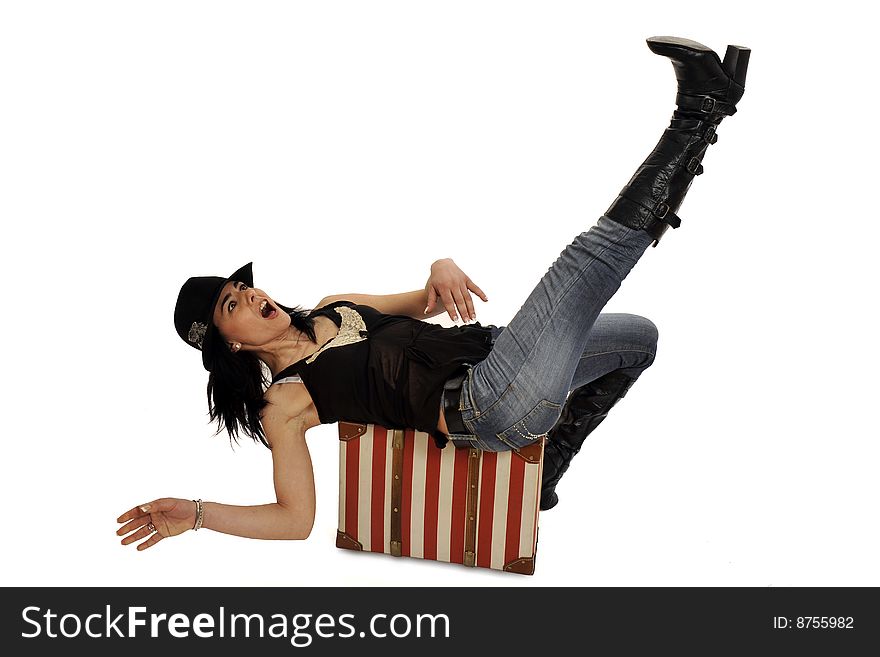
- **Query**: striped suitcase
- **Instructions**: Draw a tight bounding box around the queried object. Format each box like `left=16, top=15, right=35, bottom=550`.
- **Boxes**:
left=336, top=421, right=544, bottom=575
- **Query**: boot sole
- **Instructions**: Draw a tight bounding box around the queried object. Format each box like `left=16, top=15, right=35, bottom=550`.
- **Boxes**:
left=647, top=35, right=713, bottom=53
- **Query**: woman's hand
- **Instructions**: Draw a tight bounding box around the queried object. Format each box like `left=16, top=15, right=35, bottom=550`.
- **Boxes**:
left=425, top=258, right=488, bottom=323
left=116, top=498, right=197, bottom=551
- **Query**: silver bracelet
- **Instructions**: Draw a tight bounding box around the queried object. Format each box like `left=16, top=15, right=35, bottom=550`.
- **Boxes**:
left=192, top=499, right=204, bottom=531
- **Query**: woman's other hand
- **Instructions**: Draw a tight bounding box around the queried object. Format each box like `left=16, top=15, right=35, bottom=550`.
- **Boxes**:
left=116, top=498, right=197, bottom=551
left=425, top=258, right=488, bottom=323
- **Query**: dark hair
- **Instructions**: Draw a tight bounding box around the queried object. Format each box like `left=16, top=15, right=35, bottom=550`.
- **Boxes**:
left=205, top=302, right=318, bottom=449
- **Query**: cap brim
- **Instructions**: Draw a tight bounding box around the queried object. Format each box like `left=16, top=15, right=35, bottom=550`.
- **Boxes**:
left=201, top=261, right=254, bottom=371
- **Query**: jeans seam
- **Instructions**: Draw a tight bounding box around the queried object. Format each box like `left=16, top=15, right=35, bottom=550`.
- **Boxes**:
left=470, top=433, right=491, bottom=451
left=494, top=432, right=522, bottom=450
left=462, top=366, right=479, bottom=416
left=462, top=411, right=480, bottom=439
left=578, top=348, right=657, bottom=360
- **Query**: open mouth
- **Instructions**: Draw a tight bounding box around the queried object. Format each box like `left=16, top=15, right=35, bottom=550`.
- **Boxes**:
left=259, top=299, right=277, bottom=319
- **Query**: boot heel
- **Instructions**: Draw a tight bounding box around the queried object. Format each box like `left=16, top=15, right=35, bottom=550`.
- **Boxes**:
left=722, top=45, right=751, bottom=87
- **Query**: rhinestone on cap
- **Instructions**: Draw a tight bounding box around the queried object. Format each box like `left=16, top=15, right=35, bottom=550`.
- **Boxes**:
left=188, top=321, right=208, bottom=350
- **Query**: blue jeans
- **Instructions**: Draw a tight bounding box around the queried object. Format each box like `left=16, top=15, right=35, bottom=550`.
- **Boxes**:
left=444, top=215, right=659, bottom=452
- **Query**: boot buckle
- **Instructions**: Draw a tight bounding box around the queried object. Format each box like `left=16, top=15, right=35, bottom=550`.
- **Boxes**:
left=686, top=157, right=704, bottom=176
left=700, top=96, right=716, bottom=113
left=703, top=125, right=718, bottom=144
left=652, top=202, right=681, bottom=228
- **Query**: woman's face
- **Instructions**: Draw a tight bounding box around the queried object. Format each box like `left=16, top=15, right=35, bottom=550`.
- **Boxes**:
left=211, top=280, right=289, bottom=350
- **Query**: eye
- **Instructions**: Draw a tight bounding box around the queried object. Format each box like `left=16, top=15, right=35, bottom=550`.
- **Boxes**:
left=227, top=282, right=249, bottom=313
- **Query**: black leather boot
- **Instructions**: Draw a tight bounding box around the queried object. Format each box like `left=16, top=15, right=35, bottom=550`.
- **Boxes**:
left=540, top=369, right=639, bottom=511
left=604, top=36, right=751, bottom=246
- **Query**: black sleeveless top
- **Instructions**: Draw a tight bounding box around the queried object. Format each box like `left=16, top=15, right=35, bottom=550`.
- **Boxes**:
left=270, top=300, right=495, bottom=447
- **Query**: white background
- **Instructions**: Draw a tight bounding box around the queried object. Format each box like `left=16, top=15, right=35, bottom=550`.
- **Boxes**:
left=2, top=0, right=877, bottom=587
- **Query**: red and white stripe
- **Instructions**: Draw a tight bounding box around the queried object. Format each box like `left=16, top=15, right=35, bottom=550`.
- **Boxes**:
left=338, top=425, right=541, bottom=571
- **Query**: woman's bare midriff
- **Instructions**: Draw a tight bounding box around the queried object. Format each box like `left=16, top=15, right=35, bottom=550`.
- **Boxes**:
left=275, top=314, right=452, bottom=437
left=437, top=400, right=450, bottom=435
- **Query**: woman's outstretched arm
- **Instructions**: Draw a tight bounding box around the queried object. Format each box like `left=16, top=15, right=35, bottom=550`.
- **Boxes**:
left=203, top=416, right=316, bottom=540
left=117, top=415, right=316, bottom=550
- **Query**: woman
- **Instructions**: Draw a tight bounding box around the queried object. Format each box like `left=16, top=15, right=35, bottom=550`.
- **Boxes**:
left=118, top=36, right=750, bottom=551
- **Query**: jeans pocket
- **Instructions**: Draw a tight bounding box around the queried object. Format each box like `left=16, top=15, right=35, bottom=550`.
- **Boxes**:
left=495, top=399, right=562, bottom=450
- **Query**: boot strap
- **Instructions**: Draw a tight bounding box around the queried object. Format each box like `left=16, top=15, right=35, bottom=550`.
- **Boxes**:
left=676, top=92, right=737, bottom=117
left=651, top=201, right=682, bottom=229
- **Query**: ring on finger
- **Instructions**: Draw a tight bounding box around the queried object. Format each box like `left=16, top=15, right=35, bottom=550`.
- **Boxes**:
left=147, top=522, right=156, bottom=532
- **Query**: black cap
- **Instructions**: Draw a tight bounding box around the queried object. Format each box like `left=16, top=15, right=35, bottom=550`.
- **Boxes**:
left=173, top=261, right=254, bottom=372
